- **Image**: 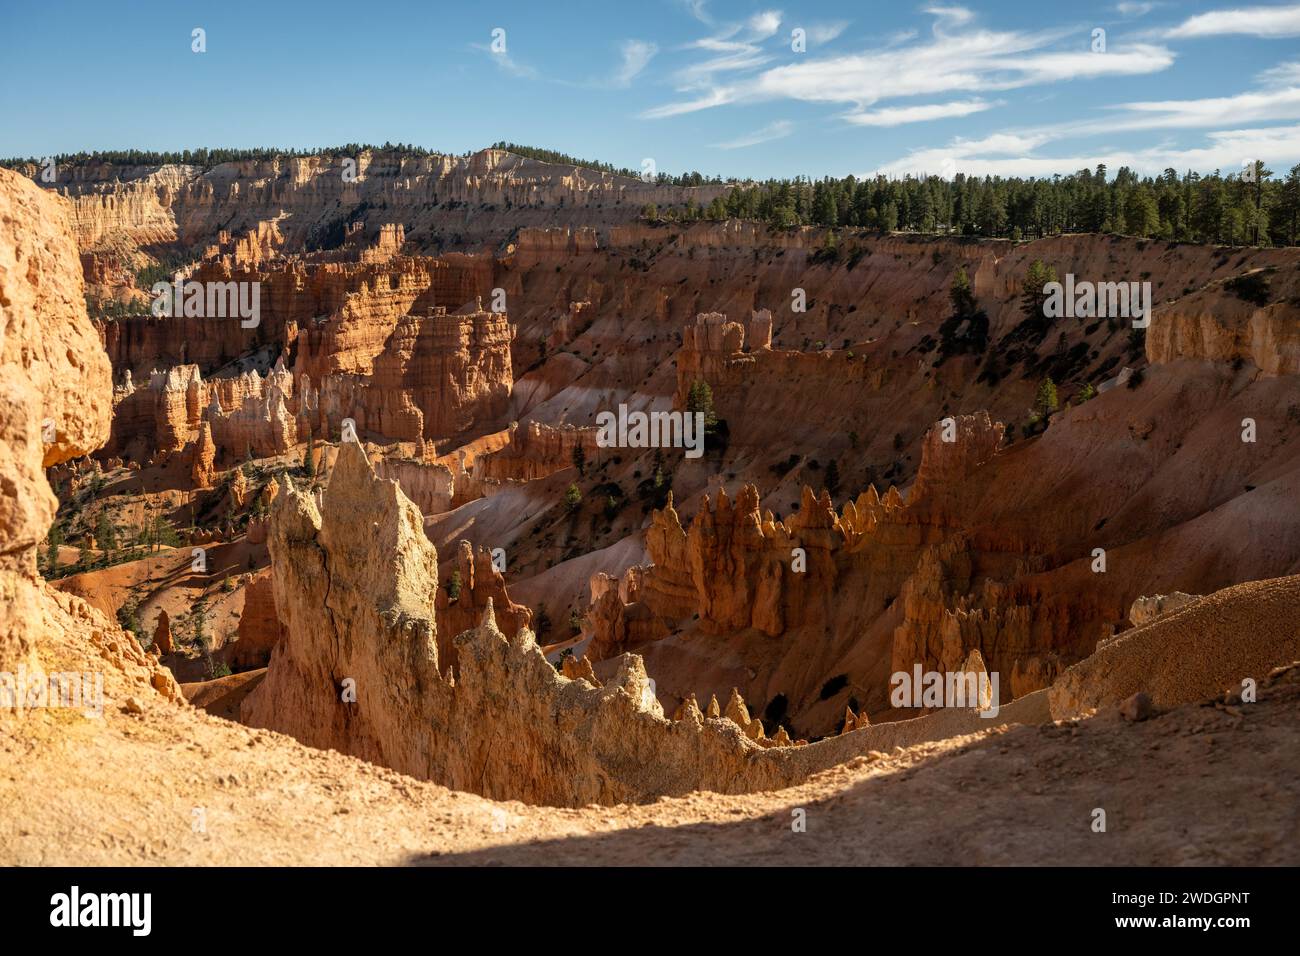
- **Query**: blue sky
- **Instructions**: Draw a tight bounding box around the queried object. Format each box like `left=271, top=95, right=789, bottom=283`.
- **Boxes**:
left=4, top=1, right=1300, bottom=179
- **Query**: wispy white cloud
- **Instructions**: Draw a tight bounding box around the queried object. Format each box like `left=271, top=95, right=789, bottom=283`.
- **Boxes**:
left=680, top=0, right=712, bottom=25
left=744, top=41, right=1170, bottom=107
left=878, top=124, right=1300, bottom=177
left=1166, top=4, right=1300, bottom=39
left=613, top=40, right=658, bottom=87
left=645, top=9, right=791, bottom=117
left=923, top=6, right=976, bottom=31
left=709, top=119, right=794, bottom=149
left=1113, top=2, right=1154, bottom=18
left=473, top=43, right=538, bottom=79
left=747, top=10, right=783, bottom=40
left=1101, top=85, right=1300, bottom=130
left=1259, top=60, right=1300, bottom=86
left=674, top=45, right=772, bottom=86
left=644, top=7, right=1174, bottom=120
left=844, top=98, right=998, bottom=126
left=807, top=22, right=849, bottom=44
left=871, top=62, right=1300, bottom=176
left=642, top=87, right=737, bottom=119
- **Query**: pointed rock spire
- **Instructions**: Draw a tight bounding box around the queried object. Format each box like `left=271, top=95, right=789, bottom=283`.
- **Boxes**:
left=841, top=705, right=858, bottom=735
left=725, top=687, right=751, bottom=728
left=672, top=693, right=702, bottom=722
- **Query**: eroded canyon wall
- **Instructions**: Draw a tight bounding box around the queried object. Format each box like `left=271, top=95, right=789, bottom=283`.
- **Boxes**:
left=46, top=149, right=728, bottom=256
left=243, top=440, right=1008, bottom=805
left=0, top=167, right=178, bottom=702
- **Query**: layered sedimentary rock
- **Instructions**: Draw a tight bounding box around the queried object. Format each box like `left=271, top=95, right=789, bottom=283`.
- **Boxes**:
left=370, top=300, right=513, bottom=439
left=25, top=157, right=1300, bottom=750
left=101, top=237, right=490, bottom=380
left=99, top=231, right=509, bottom=466
left=54, top=149, right=728, bottom=256
left=80, top=251, right=147, bottom=307
left=472, top=420, right=601, bottom=482
left=587, top=565, right=668, bottom=660
left=674, top=311, right=747, bottom=408
left=106, top=367, right=180, bottom=462
left=107, top=358, right=300, bottom=469
left=1145, top=267, right=1300, bottom=375
left=296, top=298, right=513, bottom=445
left=153, top=610, right=173, bottom=655
left=200, top=221, right=285, bottom=267
left=105, top=364, right=203, bottom=460
left=1, top=167, right=113, bottom=672
left=373, top=456, right=455, bottom=516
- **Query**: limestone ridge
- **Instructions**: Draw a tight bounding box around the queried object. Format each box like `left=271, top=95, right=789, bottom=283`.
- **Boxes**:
left=52, top=149, right=728, bottom=254
left=243, top=439, right=988, bottom=806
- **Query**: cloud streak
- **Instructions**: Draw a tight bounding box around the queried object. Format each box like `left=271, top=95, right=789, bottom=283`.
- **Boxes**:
left=644, top=7, right=1174, bottom=121
left=473, top=43, right=538, bottom=79
left=844, top=99, right=998, bottom=126
left=878, top=124, right=1300, bottom=177
left=613, top=40, right=657, bottom=87
left=1166, top=4, right=1300, bottom=39
left=709, top=119, right=793, bottom=149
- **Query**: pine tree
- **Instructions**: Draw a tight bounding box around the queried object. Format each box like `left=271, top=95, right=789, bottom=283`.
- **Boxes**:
left=686, top=380, right=719, bottom=433
left=1035, top=377, right=1059, bottom=418
left=1022, top=260, right=1058, bottom=321
left=45, top=522, right=64, bottom=577
left=1124, top=186, right=1159, bottom=236
left=812, top=182, right=838, bottom=226
left=116, top=596, right=142, bottom=637
left=94, top=510, right=117, bottom=567
left=824, top=458, right=840, bottom=496
left=191, top=598, right=209, bottom=651
left=571, top=442, right=586, bottom=477
left=976, top=188, right=1007, bottom=236
left=820, top=228, right=838, bottom=258
left=949, top=267, right=977, bottom=319
left=303, top=427, right=316, bottom=478
left=1275, top=164, right=1300, bottom=246
left=881, top=201, right=899, bottom=232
